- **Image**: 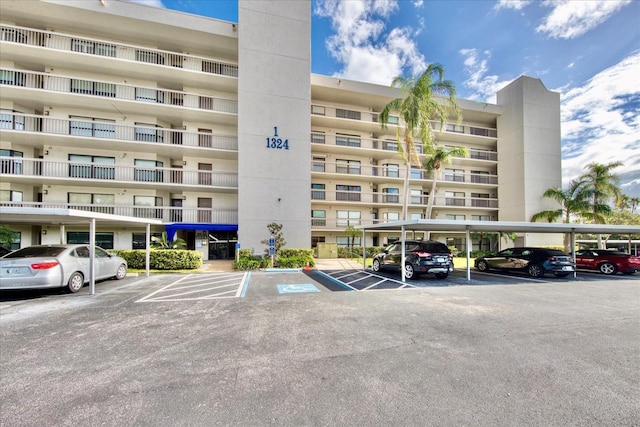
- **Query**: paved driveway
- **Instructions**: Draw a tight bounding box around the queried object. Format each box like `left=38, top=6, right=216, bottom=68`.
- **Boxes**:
left=1, top=273, right=639, bottom=426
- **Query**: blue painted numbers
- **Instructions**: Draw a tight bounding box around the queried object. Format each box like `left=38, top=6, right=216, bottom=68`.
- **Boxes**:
left=266, top=126, right=289, bottom=150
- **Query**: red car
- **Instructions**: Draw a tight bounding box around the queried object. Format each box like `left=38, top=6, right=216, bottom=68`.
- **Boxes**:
left=574, top=249, right=640, bottom=275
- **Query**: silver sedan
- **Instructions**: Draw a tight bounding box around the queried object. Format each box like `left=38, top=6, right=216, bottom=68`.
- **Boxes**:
left=0, top=245, right=127, bottom=293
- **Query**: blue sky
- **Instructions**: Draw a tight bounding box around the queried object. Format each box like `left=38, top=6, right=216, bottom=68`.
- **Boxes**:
left=133, top=0, right=639, bottom=197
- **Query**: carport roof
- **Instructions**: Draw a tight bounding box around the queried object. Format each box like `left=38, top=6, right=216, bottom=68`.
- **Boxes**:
left=356, top=219, right=640, bottom=235
left=0, top=207, right=163, bottom=227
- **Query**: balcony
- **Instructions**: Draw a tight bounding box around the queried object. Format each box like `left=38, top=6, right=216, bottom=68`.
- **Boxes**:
left=0, top=24, right=237, bottom=91
left=0, top=156, right=238, bottom=192
left=0, top=200, right=237, bottom=224
left=0, top=68, right=238, bottom=124
left=443, top=171, right=498, bottom=185
left=0, top=112, right=238, bottom=158
left=310, top=189, right=498, bottom=209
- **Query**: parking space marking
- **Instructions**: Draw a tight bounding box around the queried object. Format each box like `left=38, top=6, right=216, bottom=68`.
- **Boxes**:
left=319, top=269, right=416, bottom=291
left=136, top=272, right=248, bottom=302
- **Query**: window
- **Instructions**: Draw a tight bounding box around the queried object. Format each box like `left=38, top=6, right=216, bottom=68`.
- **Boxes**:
left=71, top=39, right=116, bottom=57
left=410, top=213, right=424, bottom=220
left=446, top=214, right=466, bottom=220
left=68, top=155, right=115, bottom=180
left=472, top=215, right=491, bottom=221
left=132, top=232, right=162, bottom=250
left=202, top=61, right=238, bottom=77
left=337, top=236, right=361, bottom=247
left=471, top=193, right=491, bottom=207
left=383, top=140, right=397, bottom=151
left=445, top=191, right=465, bottom=206
left=446, top=237, right=466, bottom=253
left=470, top=170, right=491, bottom=184
left=311, top=183, right=325, bottom=200
left=383, top=212, right=400, bottom=222
left=68, top=193, right=115, bottom=214
left=336, top=134, right=361, bottom=147
left=311, top=105, right=325, bottom=115
left=386, top=115, right=399, bottom=125
left=336, top=185, right=361, bottom=202
left=70, top=79, right=116, bottom=97
left=0, top=110, right=25, bottom=130
left=198, top=128, right=212, bottom=147
left=336, top=210, right=361, bottom=226
left=336, top=159, right=360, bottom=175
left=311, top=236, right=325, bottom=248
left=410, top=167, right=423, bottom=180
left=383, top=188, right=399, bottom=203
left=135, top=49, right=165, bottom=65
left=311, top=210, right=326, bottom=226
left=69, top=116, right=115, bottom=138
left=67, top=232, right=114, bottom=249
left=335, top=108, right=361, bottom=120
left=444, top=168, right=465, bottom=182
left=134, top=195, right=163, bottom=219
left=0, top=189, right=23, bottom=205
left=383, top=163, right=399, bottom=178
left=410, top=189, right=423, bottom=204
left=445, top=124, right=464, bottom=133
left=135, top=88, right=164, bottom=103
left=135, top=123, right=164, bottom=143
left=312, top=157, right=325, bottom=172
left=311, top=132, right=325, bottom=144
left=0, top=149, right=23, bottom=174
left=198, top=163, right=212, bottom=186
left=134, top=159, right=164, bottom=182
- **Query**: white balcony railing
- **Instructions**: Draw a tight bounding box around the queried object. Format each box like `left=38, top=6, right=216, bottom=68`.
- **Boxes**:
left=0, top=157, right=238, bottom=189
left=310, top=189, right=498, bottom=209
left=0, top=24, right=238, bottom=78
left=0, top=201, right=237, bottom=224
left=0, top=112, right=238, bottom=151
left=0, top=69, right=238, bottom=115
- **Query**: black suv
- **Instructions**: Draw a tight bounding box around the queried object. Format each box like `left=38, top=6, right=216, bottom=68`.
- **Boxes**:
left=474, top=247, right=575, bottom=278
left=372, top=240, right=453, bottom=279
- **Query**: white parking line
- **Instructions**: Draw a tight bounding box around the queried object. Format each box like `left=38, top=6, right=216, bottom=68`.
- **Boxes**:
left=136, top=272, right=247, bottom=302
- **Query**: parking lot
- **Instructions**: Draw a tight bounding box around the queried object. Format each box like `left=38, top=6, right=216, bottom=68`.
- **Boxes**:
left=1, top=267, right=639, bottom=426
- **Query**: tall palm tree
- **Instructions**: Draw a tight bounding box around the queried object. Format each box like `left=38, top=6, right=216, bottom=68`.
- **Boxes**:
left=630, top=197, right=640, bottom=214
left=423, top=145, right=468, bottom=223
left=578, top=161, right=623, bottom=248
left=530, top=179, right=593, bottom=252
left=379, top=63, right=461, bottom=221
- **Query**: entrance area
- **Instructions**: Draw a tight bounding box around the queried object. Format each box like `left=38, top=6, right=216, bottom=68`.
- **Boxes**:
left=208, top=231, right=238, bottom=260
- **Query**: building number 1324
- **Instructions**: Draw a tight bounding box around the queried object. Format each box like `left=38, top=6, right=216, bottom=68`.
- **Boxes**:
left=266, top=126, right=289, bottom=150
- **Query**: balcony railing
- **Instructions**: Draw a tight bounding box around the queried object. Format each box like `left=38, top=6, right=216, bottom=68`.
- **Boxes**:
left=311, top=160, right=498, bottom=184
left=0, top=157, right=238, bottom=188
left=0, top=24, right=238, bottom=78
left=0, top=201, right=237, bottom=224
left=0, top=69, right=238, bottom=114
left=310, top=189, right=498, bottom=209
left=0, top=112, right=238, bottom=151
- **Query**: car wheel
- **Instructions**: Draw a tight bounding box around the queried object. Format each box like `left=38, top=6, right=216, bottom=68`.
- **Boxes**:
left=527, top=264, right=544, bottom=278
left=404, top=263, right=415, bottom=280
left=435, top=272, right=448, bottom=279
left=67, top=272, right=84, bottom=293
left=476, top=260, right=489, bottom=272
left=372, top=258, right=381, bottom=272
left=115, top=264, right=127, bottom=280
left=553, top=272, right=570, bottom=278
left=599, top=262, right=618, bottom=275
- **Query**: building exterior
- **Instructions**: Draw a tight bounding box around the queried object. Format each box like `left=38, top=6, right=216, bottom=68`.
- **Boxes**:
left=0, top=0, right=561, bottom=259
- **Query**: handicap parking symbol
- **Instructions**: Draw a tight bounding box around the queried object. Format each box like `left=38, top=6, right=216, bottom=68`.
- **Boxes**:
left=277, top=284, right=321, bottom=294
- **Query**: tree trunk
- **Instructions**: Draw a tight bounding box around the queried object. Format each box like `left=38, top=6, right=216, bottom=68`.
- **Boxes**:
left=402, top=162, right=410, bottom=221
left=425, top=174, right=438, bottom=239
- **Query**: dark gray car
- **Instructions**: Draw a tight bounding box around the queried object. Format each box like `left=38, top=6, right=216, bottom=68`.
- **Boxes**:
left=372, top=240, right=453, bottom=279
left=475, top=247, right=575, bottom=278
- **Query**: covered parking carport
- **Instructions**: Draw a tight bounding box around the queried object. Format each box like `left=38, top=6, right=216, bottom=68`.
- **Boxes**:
left=357, top=220, right=640, bottom=282
left=0, top=207, right=162, bottom=294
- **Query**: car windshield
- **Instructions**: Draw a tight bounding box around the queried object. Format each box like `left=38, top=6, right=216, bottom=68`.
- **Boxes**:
left=4, top=246, right=67, bottom=258
left=546, top=250, right=569, bottom=256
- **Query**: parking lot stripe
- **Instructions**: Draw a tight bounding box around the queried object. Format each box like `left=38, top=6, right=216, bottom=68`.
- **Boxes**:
left=316, top=271, right=357, bottom=291
left=237, top=272, right=250, bottom=298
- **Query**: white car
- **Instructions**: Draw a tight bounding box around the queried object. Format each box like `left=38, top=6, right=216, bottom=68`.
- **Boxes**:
left=0, top=245, right=127, bottom=293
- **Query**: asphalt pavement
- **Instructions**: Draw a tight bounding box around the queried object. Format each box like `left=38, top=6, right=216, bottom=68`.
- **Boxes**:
left=1, top=266, right=639, bottom=426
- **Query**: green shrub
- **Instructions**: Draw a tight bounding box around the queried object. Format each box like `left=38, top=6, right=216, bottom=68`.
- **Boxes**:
left=233, top=249, right=269, bottom=270
left=111, top=249, right=202, bottom=270
left=337, top=246, right=383, bottom=258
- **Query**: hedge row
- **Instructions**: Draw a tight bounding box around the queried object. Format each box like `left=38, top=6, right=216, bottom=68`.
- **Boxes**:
left=111, top=249, right=203, bottom=270
left=233, top=248, right=315, bottom=271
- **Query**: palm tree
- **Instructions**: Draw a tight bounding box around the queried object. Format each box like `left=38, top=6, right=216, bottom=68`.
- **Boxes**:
left=151, top=231, right=187, bottom=249
left=379, top=63, right=461, bottom=221
left=530, top=179, right=593, bottom=252
left=630, top=197, right=640, bottom=214
left=578, top=161, right=623, bottom=248
left=423, top=145, right=468, bottom=225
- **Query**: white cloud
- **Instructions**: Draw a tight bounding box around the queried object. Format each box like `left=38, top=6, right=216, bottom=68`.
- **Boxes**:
left=536, top=0, right=632, bottom=39
left=413, top=0, right=424, bottom=7
left=560, top=51, right=640, bottom=184
left=494, top=0, right=531, bottom=11
left=314, top=0, right=425, bottom=85
left=459, top=48, right=512, bottom=103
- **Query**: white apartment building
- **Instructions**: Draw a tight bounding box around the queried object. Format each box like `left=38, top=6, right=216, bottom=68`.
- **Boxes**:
left=0, top=0, right=561, bottom=259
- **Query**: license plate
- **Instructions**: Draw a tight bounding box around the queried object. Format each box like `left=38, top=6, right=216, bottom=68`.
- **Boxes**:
left=5, top=267, right=26, bottom=275
left=435, top=257, right=446, bottom=263
left=562, top=266, right=573, bottom=271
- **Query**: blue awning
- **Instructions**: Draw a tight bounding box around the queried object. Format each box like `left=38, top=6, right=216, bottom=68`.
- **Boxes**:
left=165, top=223, right=238, bottom=240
